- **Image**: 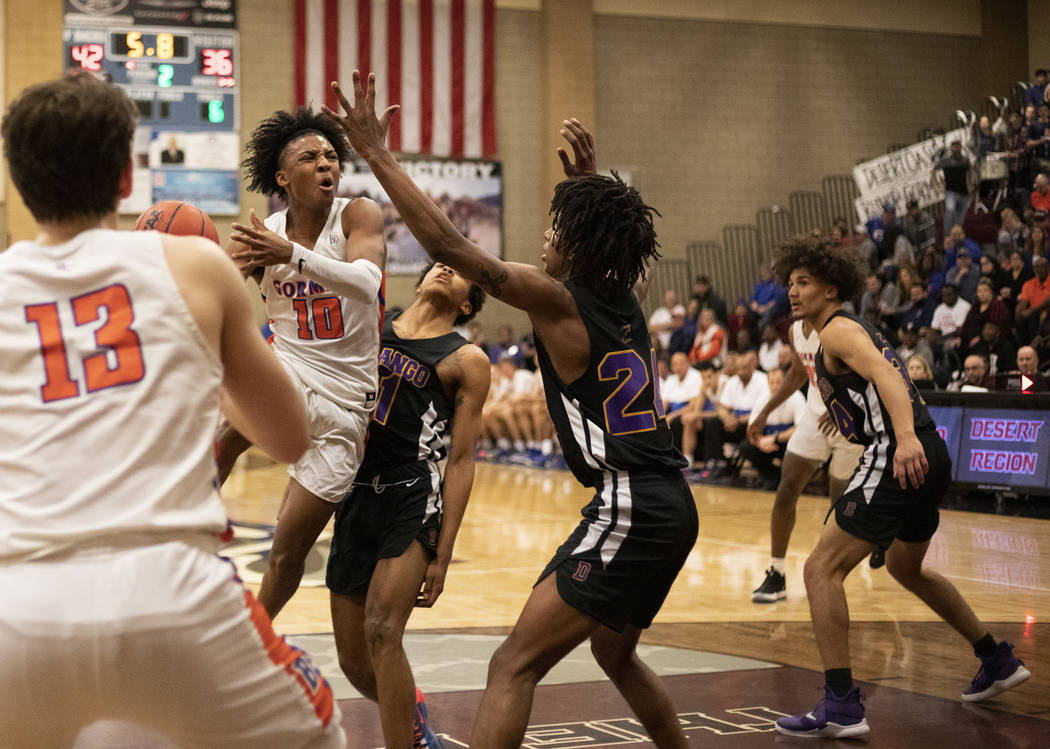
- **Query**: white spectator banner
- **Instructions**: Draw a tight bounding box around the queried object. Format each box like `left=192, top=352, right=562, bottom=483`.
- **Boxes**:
left=853, top=127, right=971, bottom=222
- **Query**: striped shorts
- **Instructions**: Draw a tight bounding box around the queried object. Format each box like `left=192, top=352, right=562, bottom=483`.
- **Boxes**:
left=537, top=469, right=698, bottom=632
left=0, top=539, right=344, bottom=749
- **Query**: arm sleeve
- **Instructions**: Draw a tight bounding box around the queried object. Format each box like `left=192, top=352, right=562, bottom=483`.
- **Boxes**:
left=289, top=243, right=382, bottom=303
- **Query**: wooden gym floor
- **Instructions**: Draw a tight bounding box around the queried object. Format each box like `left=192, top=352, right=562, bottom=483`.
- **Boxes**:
left=78, top=450, right=1050, bottom=747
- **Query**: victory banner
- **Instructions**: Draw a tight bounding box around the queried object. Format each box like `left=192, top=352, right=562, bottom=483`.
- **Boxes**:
left=853, top=127, right=971, bottom=222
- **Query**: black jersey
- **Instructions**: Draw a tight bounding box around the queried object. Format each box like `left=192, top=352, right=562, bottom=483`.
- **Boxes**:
left=815, top=309, right=937, bottom=446
left=358, top=313, right=468, bottom=475
left=535, top=281, right=686, bottom=487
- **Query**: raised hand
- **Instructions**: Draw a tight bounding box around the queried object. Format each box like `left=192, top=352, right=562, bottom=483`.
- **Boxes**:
left=556, top=118, right=597, bottom=178
left=230, top=209, right=294, bottom=267
left=321, top=71, right=400, bottom=158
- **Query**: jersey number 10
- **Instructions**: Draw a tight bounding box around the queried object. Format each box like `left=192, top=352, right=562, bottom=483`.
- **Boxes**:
left=25, top=284, right=145, bottom=403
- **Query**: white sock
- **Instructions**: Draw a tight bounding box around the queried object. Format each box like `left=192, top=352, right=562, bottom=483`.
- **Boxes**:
left=771, top=557, right=786, bottom=574
left=541, top=439, right=553, bottom=455
left=497, top=438, right=511, bottom=450
left=513, top=440, right=526, bottom=451
left=527, top=440, right=538, bottom=450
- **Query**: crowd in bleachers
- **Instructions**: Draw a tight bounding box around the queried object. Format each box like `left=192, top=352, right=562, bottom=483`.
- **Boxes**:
left=466, top=68, right=1050, bottom=486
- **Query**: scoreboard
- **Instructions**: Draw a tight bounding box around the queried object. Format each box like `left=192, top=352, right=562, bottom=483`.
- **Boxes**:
left=62, top=1, right=240, bottom=215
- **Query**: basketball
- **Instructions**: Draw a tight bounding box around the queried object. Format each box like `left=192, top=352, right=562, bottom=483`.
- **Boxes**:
left=134, top=201, right=220, bottom=244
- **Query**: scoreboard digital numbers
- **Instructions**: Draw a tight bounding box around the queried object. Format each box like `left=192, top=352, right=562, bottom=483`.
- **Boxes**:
left=63, top=1, right=240, bottom=215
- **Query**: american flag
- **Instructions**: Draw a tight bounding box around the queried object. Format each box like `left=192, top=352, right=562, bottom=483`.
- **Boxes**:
left=294, top=0, right=497, bottom=159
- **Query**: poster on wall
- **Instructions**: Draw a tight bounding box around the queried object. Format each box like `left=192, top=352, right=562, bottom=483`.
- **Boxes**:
left=852, top=127, right=971, bottom=222
left=270, top=156, right=504, bottom=275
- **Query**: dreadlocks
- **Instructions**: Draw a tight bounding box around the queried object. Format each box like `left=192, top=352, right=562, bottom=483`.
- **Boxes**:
left=242, top=107, right=351, bottom=199
left=773, top=236, right=864, bottom=304
left=549, top=173, right=661, bottom=298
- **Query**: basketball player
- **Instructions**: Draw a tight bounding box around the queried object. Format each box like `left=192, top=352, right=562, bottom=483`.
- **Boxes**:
left=327, top=262, right=488, bottom=749
left=746, top=319, right=865, bottom=603
left=222, top=106, right=387, bottom=620
left=771, top=238, right=1029, bottom=738
left=327, top=71, right=698, bottom=749
left=0, top=75, right=345, bottom=748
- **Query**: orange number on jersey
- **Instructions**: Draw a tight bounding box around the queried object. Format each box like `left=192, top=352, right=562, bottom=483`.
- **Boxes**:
left=291, top=297, right=344, bottom=340
left=72, top=284, right=145, bottom=392
left=24, top=302, right=80, bottom=402
left=25, top=284, right=145, bottom=403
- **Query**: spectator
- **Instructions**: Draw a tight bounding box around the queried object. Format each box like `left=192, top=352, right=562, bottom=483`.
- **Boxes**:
left=662, top=352, right=703, bottom=445
left=1027, top=69, right=1049, bottom=109
left=852, top=223, right=878, bottom=271
left=692, top=275, right=727, bottom=325
left=901, top=198, right=936, bottom=251
left=689, top=308, right=726, bottom=367
left=776, top=345, right=793, bottom=372
left=918, top=250, right=946, bottom=300
left=931, top=338, right=964, bottom=388
left=943, top=225, right=981, bottom=274
left=900, top=281, right=935, bottom=332
left=656, top=355, right=670, bottom=390
left=950, top=354, right=991, bottom=392
left=979, top=253, right=1010, bottom=294
left=1014, top=345, right=1049, bottom=389
left=700, top=350, right=768, bottom=478
left=733, top=327, right=755, bottom=354
left=1016, top=255, right=1050, bottom=344
left=648, top=288, right=677, bottom=351
left=741, top=368, right=805, bottom=490
left=1024, top=104, right=1045, bottom=145
left=1026, top=223, right=1049, bottom=258
left=1032, top=173, right=1050, bottom=220
left=897, top=321, right=934, bottom=368
left=879, top=224, right=916, bottom=277
left=961, top=277, right=1013, bottom=352
left=725, top=301, right=752, bottom=351
left=750, top=263, right=786, bottom=329
left=933, top=140, right=973, bottom=235
left=667, top=304, right=693, bottom=356
left=947, top=248, right=980, bottom=302
left=971, top=320, right=1016, bottom=375
left=860, top=272, right=898, bottom=318
left=976, top=115, right=1006, bottom=158
left=757, top=323, right=784, bottom=372
left=999, top=207, right=1030, bottom=252
left=679, top=362, right=721, bottom=469
left=931, top=283, right=972, bottom=347
left=487, top=324, right=519, bottom=365
left=1003, top=249, right=1035, bottom=313
left=906, top=354, right=937, bottom=390
left=866, top=203, right=896, bottom=261
left=481, top=355, right=537, bottom=455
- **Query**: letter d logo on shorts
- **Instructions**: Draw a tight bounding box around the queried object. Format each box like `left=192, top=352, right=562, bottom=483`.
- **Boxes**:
left=843, top=501, right=857, bottom=517
left=572, top=561, right=591, bottom=581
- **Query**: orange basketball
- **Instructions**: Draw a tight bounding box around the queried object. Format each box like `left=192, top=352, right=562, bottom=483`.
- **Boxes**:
left=134, top=201, right=220, bottom=244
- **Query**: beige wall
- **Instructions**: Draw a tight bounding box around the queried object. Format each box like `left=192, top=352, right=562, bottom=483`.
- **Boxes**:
left=1029, top=0, right=1050, bottom=74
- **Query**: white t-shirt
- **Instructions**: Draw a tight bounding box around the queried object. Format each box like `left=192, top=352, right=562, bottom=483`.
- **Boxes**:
left=662, top=367, right=702, bottom=409
left=931, top=299, right=971, bottom=336
left=719, top=372, right=770, bottom=418
left=748, top=390, right=806, bottom=435
left=758, top=339, right=784, bottom=372
left=649, top=306, right=672, bottom=349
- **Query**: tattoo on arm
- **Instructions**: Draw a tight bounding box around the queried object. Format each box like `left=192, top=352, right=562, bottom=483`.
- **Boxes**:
left=477, top=264, right=508, bottom=298
left=455, top=393, right=465, bottom=408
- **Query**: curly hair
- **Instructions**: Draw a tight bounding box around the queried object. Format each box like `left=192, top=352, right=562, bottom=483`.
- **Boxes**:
left=242, top=107, right=351, bottom=199
left=416, top=263, right=486, bottom=326
left=773, top=236, right=864, bottom=304
left=549, top=173, right=661, bottom=298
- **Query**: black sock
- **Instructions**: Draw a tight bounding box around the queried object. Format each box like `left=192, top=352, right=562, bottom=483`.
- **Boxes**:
left=825, top=668, right=854, bottom=697
left=973, top=632, right=996, bottom=658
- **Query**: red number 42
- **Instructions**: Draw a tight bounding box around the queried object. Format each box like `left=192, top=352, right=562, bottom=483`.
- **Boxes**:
left=24, top=284, right=145, bottom=403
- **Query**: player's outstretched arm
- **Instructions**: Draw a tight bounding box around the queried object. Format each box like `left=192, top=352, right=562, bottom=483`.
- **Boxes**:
left=418, top=345, right=490, bottom=608
left=162, top=235, right=310, bottom=466
left=820, top=317, right=928, bottom=489
left=322, top=72, right=572, bottom=318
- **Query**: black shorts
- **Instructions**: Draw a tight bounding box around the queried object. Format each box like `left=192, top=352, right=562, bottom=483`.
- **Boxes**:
left=537, top=470, right=698, bottom=633
left=326, top=462, right=441, bottom=597
left=832, top=431, right=952, bottom=550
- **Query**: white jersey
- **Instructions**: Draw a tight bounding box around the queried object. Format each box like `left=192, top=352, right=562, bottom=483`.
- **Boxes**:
left=792, top=318, right=828, bottom=417
left=0, top=229, right=227, bottom=562
left=262, top=197, right=382, bottom=413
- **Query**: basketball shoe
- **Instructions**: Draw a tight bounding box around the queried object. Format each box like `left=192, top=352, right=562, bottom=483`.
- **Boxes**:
left=751, top=567, right=786, bottom=603
left=962, top=641, right=1030, bottom=702
left=413, top=688, right=444, bottom=748
left=775, top=685, right=869, bottom=738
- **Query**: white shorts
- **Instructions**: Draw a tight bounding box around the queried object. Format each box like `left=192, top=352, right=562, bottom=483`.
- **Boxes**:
left=786, top=409, right=865, bottom=481
left=282, top=362, right=370, bottom=503
left=0, top=539, right=345, bottom=749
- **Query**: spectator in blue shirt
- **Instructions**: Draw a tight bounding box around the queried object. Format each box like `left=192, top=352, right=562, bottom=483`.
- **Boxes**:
left=750, top=262, right=786, bottom=329
left=943, top=224, right=981, bottom=273
left=1026, top=69, right=1048, bottom=110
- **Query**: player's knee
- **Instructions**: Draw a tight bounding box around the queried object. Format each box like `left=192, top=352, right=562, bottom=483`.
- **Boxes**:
left=362, top=609, right=405, bottom=657
left=589, top=640, right=633, bottom=680
left=486, top=638, right=543, bottom=687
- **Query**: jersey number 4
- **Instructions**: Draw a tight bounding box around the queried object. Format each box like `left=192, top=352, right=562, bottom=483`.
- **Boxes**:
left=24, top=284, right=145, bottom=403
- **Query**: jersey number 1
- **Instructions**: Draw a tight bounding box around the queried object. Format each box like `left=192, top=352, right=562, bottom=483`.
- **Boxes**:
left=24, top=284, right=145, bottom=403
